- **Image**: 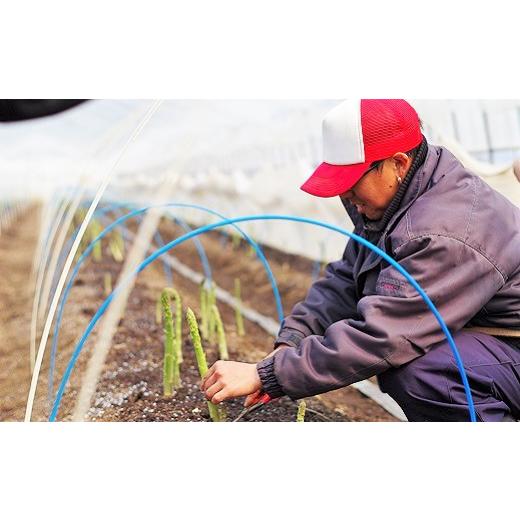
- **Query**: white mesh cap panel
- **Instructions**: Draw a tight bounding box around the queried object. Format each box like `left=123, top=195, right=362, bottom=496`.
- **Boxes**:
left=322, top=99, right=365, bottom=165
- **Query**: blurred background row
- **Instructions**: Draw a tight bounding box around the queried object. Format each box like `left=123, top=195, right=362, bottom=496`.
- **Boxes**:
left=1, top=99, right=519, bottom=261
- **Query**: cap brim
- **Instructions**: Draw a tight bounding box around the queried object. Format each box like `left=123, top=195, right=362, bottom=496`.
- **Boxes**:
left=300, top=161, right=372, bottom=198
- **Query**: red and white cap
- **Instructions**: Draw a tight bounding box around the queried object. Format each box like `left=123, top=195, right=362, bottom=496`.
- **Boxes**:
left=301, top=99, right=422, bottom=198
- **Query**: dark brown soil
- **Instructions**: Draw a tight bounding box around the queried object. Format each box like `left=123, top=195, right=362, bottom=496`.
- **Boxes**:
left=87, top=276, right=347, bottom=422
left=1, top=207, right=396, bottom=422
left=79, top=215, right=396, bottom=422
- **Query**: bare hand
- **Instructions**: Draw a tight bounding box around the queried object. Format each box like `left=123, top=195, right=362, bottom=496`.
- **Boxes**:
left=243, top=389, right=263, bottom=408
left=200, top=360, right=261, bottom=404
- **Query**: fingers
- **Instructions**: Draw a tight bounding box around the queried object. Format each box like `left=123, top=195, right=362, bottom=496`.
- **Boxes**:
left=205, top=380, right=224, bottom=402
left=199, top=360, right=262, bottom=405
left=201, top=363, right=217, bottom=387
left=200, top=370, right=219, bottom=392
left=244, top=390, right=261, bottom=407
left=201, top=360, right=225, bottom=391
left=210, top=388, right=227, bottom=405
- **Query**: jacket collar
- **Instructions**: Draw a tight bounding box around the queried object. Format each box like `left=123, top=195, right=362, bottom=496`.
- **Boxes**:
left=340, top=144, right=443, bottom=279
left=343, top=142, right=441, bottom=238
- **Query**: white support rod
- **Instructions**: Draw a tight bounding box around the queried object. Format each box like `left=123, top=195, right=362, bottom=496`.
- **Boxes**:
left=24, top=100, right=163, bottom=422
left=30, top=196, right=74, bottom=372
left=30, top=104, right=154, bottom=369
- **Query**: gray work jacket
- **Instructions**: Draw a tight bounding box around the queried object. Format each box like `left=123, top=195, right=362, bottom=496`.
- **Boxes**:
left=257, top=144, right=520, bottom=399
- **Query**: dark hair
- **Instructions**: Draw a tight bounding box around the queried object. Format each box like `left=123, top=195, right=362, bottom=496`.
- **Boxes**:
left=404, top=141, right=422, bottom=160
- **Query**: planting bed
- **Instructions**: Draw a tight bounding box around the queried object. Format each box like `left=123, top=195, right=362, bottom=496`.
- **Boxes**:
left=76, top=215, right=395, bottom=422
left=0, top=209, right=397, bottom=421
left=88, top=278, right=346, bottom=422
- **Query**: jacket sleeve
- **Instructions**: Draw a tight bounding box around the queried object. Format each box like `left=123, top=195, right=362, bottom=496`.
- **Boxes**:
left=274, top=238, right=360, bottom=350
left=258, top=234, right=505, bottom=399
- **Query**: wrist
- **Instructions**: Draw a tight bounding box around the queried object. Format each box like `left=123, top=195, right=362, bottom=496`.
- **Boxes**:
left=256, top=356, right=285, bottom=399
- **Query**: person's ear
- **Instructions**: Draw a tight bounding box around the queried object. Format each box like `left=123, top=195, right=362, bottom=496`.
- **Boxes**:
left=391, top=152, right=412, bottom=176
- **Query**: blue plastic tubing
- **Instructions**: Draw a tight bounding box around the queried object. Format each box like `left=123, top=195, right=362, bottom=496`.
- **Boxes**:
left=47, top=204, right=284, bottom=404
left=49, top=214, right=476, bottom=422
left=47, top=204, right=141, bottom=330
left=117, top=206, right=212, bottom=282
left=50, top=203, right=132, bottom=298
left=50, top=202, right=178, bottom=319
left=50, top=202, right=209, bottom=295
left=49, top=206, right=126, bottom=310
left=126, top=209, right=180, bottom=284
left=172, top=216, right=212, bottom=282
left=47, top=204, right=216, bottom=400
left=153, top=230, right=174, bottom=286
